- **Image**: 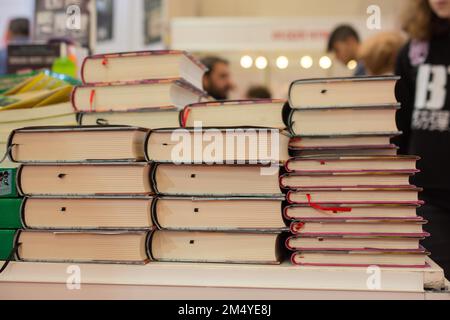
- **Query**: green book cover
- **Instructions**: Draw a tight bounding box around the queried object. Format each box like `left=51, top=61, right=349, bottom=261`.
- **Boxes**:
left=0, top=198, right=23, bottom=229
left=0, top=230, right=16, bottom=261
left=0, top=169, right=18, bottom=198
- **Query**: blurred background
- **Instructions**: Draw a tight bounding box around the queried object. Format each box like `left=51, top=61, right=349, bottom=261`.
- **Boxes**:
left=0, top=0, right=408, bottom=98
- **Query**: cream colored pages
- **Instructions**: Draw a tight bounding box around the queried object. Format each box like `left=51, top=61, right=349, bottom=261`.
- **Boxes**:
left=18, top=231, right=149, bottom=262
left=10, top=129, right=147, bottom=162
left=24, top=198, right=153, bottom=229
left=151, top=231, right=279, bottom=263
left=19, top=164, right=152, bottom=195
left=154, top=164, right=281, bottom=196
left=156, top=198, right=285, bottom=230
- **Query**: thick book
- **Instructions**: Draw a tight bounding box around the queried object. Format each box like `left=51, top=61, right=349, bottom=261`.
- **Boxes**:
left=8, top=126, right=148, bottom=163
left=0, top=168, right=18, bottom=198
left=0, top=230, right=16, bottom=261
left=280, top=172, right=416, bottom=189
left=287, top=188, right=423, bottom=205
left=149, top=230, right=285, bottom=265
left=289, top=134, right=397, bottom=150
left=79, top=109, right=181, bottom=129
left=0, top=198, right=22, bottom=229
left=286, top=235, right=424, bottom=251
left=152, top=164, right=283, bottom=197
left=288, top=106, right=399, bottom=137
left=21, top=197, right=155, bottom=230
left=71, top=78, right=206, bottom=112
left=153, top=197, right=287, bottom=231
left=81, top=50, right=206, bottom=90
left=15, top=230, right=150, bottom=264
left=289, top=218, right=429, bottom=237
left=284, top=204, right=420, bottom=220
left=288, top=76, right=399, bottom=109
left=17, top=163, right=153, bottom=196
left=285, top=156, right=419, bottom=173
left=182, top=99, right=287, bottom=129
left=290, top=249, right=429, bottom=268
left=145, top=128, right=290, bottom=164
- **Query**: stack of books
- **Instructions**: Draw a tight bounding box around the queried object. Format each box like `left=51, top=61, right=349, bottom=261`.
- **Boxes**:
left=5, top=126, right=153, bottom=264
left=148, top=103, right=291, bottom=263
left=284, top=76, right=430, bottom=268
left=76, top=50, right=207, bottom=129
left=3, top=123, right=290, bottom=265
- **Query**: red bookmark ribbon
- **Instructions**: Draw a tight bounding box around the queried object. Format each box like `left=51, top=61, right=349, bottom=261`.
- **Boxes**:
left=182, top=108, right=191, bottom=127
left=89, top=89, right=96, bottom=112
left=306, top=194, right=352, bottom=214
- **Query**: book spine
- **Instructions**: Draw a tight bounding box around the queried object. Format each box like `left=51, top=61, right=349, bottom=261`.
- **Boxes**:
left=0, top=168, right=18, bottom=198
left=0, top=230, right=17, bottom=261
left=0, top=198, right=23, bottom=229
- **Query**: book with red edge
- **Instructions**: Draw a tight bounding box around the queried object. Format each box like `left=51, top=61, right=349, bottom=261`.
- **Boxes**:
left=290, top=247, right=430, bottom=268
left=285, top=156, right=419, bottom=174
left=71, top=78, right=207, bottom=113
left=283, top=203, right=421, bottom=220
left=289, top=218, right=429, bottom=238
left=279, top=171, right=417, bottom=190
left=181, top=99, right=287, bottom=129
left=285, top=234, right=427, bottom=252
left=81, top=50, right=207, bottom=90
left=288, top=133, right=400, bottom=151
left=286, top=187, right=424, bottom=206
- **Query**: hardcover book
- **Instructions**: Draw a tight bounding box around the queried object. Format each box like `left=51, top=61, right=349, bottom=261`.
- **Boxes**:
left=8, top=126, right=149, bottom=163
left=182, top=99, right=287, bottom=129
left=152, top=164, right=283, bottom=197
left=145, top=128, right=290, bottom=164
left=153, top=197, right=287, bottom=231
left=81, top=50, right=206, bottom=90
left=17, top=163, right=153, bottom=196
left=72, top=78, right=206, bottom=112
left=288, top=76, right=399, bottom=109
left=149, top=230, right=285, bottom=265
left=15, top=230, right=150, bottom=264
left=79, top=109, right=181, bottom=129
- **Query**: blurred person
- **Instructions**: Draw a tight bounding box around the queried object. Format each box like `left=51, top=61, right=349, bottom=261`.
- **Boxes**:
left=201, top=56, right=234, bottom=100
left=246, top=85, right=272, bottom=99
left=327, top=25, right=366, bottom=76
left=0, top=18, right=30, bottom=75
left=396, top=0, right=450, bottom=277
left=358, top=32, right=406, bottom=76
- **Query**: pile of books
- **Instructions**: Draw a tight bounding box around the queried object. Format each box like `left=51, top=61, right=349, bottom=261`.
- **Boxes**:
left=0, top=51, right=293, bottom=265
left=3, top=124, right=290, bottom=264
left=0, top=51, right=431, bottom=271
left=76, top=50, right=207, bottom=129
left=284, top=77, right=429, bottom=268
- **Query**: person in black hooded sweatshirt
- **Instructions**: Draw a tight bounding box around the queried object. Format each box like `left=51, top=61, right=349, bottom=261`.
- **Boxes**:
left=396, top=0, right=450, bottom=277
